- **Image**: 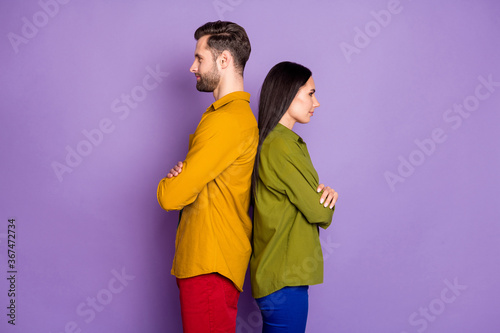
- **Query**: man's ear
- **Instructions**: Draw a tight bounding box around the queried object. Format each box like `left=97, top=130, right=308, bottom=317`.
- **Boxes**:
left=219, top=50, right=232, bottom=69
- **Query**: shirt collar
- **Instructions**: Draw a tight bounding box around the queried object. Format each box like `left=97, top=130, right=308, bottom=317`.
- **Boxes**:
left=274, top=123, right=304, bottom=143
left=207, top=91, right=251, bottom=112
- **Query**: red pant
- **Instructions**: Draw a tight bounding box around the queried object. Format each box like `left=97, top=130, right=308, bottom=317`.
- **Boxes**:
left=176, top=273, right=240, bottom=333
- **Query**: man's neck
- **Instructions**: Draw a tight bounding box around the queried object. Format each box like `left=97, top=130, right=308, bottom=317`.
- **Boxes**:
left=213, top=75, right=244, bottom=101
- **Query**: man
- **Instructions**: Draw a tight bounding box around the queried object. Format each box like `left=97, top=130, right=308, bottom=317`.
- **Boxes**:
left=157, top=21, right=257, bottom=332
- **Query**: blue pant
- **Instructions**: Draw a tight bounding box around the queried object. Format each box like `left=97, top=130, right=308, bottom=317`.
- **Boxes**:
left=255, top=286, right=309, bottom=333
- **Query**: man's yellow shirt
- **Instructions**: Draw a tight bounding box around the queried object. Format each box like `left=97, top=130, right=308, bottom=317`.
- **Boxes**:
left=157, top=91, right=258, bottom=291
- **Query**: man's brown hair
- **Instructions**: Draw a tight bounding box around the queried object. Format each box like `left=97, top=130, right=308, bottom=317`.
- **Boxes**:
left=194, top=21, right=251, bottom=76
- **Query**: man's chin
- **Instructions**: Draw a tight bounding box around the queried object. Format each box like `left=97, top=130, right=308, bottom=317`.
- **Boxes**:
left=195, top=74, right=220, bottom=92
left=196, top=83, right=215, bottom=93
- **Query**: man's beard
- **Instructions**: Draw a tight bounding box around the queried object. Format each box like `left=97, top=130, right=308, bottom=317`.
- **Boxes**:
left=196, top=63, right=220, bottom=92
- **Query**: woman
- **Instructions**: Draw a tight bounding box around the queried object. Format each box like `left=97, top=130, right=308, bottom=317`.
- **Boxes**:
left=251, top=61, right=339, bottom=333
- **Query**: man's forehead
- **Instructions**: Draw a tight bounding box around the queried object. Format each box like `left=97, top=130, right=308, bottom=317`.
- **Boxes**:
left=195, top=35, right=210, bottom=53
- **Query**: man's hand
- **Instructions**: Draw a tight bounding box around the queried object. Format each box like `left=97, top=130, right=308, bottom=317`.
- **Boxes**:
left=316, top=184, right=339, bottom=209
left=166, top=161, right=183, bottom=178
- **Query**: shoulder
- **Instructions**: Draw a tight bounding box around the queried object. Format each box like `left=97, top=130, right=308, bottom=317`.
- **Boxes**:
left=208, top=100, right=255, bottom=127
left=223, top=99, right=257, bottom=129
left=260, top=133, right=300, bottom=173
left=196, top=110, right=257, bottom=147
left=262, top=129, right=297, bottom=155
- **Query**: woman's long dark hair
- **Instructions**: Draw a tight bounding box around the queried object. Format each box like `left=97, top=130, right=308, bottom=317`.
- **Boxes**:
left=252, top=61, right=312, bottom=198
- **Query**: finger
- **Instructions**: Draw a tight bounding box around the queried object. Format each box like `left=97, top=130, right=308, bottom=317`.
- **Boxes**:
left=322, top=188, right=334, bottom=207
left=320, top=191, right=328, bottom=204
left=323, top=192, right=332, bottom=207
left=177, top=161, right=183, bottom=168
left=319, top=186, right=331, bottom=204
left=317, top=183, right=324, bottom=193
left=167, top=173, right=173, bottom=178
left=329, top=191, right=339, bottom=209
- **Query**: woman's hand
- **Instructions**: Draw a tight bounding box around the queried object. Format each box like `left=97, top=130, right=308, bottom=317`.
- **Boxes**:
left=166, top=161, right=183, bottom=178
left=316, top=184, right=338, bottom=209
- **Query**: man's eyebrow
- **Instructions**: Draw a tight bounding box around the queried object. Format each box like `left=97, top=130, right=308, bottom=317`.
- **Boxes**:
left=310, top=88, right=316, bottom=93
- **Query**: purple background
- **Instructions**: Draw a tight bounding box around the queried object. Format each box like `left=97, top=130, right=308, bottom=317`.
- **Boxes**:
left=1, top=0, right=499, bottom=332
